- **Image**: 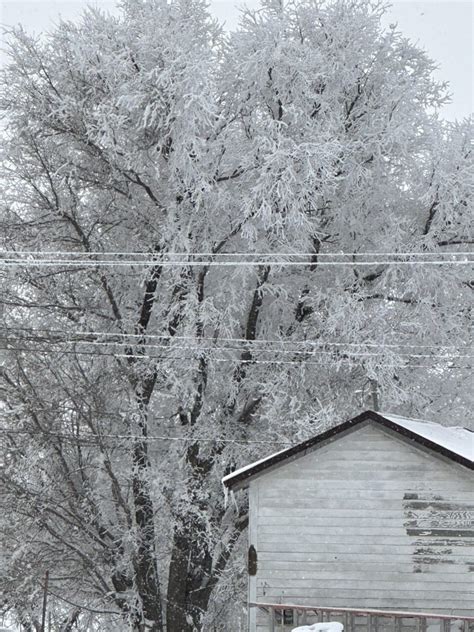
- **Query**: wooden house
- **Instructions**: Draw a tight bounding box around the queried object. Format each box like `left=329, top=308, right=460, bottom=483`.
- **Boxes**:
left=222, top=410, right=474, bottom=631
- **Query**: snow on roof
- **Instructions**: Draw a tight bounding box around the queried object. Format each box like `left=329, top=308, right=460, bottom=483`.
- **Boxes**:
left=222, top=410, right=474, bottom=489
left=221, top=445, right=289, bottom=486
left=379, top=412, right=474, bottom=463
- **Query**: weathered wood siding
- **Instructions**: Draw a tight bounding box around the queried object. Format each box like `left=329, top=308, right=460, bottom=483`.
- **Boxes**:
left=249, top=421, right=474, bottom=630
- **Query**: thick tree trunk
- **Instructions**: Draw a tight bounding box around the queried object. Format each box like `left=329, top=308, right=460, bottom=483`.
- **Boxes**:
left=166, top=524, right=213, bottom=632
left=166, top=529, right=194, bottom=632
left=131, top=435, right=164, bottom=631
left=166, top=508, right=248, bottom=631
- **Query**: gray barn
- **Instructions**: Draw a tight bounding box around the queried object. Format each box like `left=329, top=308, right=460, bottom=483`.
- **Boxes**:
left=223, top=410, right=474, bottom=631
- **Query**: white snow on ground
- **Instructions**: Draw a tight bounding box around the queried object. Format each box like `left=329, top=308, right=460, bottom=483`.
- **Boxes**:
left=292, top=623, right=344, bottom=632
left=380, top=412, right=474, bottom=462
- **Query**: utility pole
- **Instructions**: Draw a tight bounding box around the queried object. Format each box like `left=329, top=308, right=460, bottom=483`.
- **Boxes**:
left=370, top=379, right=380, bottom=411
left=41, top=571, right=49, bottom=632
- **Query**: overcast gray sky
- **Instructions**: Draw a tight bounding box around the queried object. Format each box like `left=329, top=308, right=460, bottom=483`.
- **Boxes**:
left=1, top=0, right=472, bottom=120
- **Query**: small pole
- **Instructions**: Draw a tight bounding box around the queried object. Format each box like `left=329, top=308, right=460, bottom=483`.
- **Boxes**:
left=41, top=570, right=49, bottom=632
left=370, top=379, right=380, bottom=411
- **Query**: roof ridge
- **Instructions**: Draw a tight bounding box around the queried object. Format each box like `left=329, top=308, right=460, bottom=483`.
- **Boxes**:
left=378, top=411, right=439, bottom=425
left=223, top=410, right=473, bottom=490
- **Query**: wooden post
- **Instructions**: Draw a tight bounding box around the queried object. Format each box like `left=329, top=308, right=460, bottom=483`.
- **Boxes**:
left=269, top=607, right=275, bottom=632
left=41, top=570, right=49, bottom=632
left=293, top=609, right=299, bottom=627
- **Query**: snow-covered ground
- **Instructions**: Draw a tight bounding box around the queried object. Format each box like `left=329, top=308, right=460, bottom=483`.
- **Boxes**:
left=292, top=623, right=344, bottom=632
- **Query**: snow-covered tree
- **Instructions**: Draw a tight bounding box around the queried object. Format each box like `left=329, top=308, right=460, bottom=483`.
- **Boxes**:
left=1, top=1, right=472, bottom=630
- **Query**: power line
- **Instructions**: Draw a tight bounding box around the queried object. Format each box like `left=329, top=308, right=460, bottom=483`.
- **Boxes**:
left=0, top=405, right=170, bottom=420
left=1, top=259, right=472, bottom=268
left=0, top=427, right=292, bottom=446
left=3, top=326, right=471, bottom=351
left=3, top=335, right=472, bottom=360
left=2, top=344, right=469, bottom=370
left=1, top=250, right=472, bottom=258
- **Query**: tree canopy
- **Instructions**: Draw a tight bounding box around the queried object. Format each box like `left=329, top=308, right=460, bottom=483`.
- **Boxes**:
left=1, top=0, right=472, bottom=630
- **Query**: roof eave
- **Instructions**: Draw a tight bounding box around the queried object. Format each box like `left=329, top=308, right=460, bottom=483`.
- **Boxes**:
left=372, top=413, right=474, bottom=472
left=223, top=410, right=376, bottom=490
left=223, top=410, right=473, bottom=490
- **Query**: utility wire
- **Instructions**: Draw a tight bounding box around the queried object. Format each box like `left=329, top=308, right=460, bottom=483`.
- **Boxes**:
left=2, top=344, right=469, bottom=369
left=1, top=406, right=170, bottom=419
left=1, top=259, right=472, bottom=267
left=3, top=326, right=471, bottom=351
left=2, top=335, right=472, bottom=360
left=1, top=250, right=472, bottom=257
left=0, top=427, right=292, bottom=446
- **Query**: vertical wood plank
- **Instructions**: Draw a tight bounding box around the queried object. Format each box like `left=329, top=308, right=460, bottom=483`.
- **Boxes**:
left=268, top=607, right=275, bottom=632
left=248, top=483, right=258, bottom=632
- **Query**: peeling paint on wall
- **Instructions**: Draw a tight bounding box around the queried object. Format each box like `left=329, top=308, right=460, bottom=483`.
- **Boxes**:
left=403, top=492, right=474, bottom=572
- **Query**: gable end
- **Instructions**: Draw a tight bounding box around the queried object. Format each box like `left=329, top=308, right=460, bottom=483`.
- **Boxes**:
left=223, top=410, right=473, bottom=490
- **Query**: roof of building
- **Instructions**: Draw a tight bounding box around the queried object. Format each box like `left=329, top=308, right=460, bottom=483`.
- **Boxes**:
left=222, top=410, right=474, bottom=490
